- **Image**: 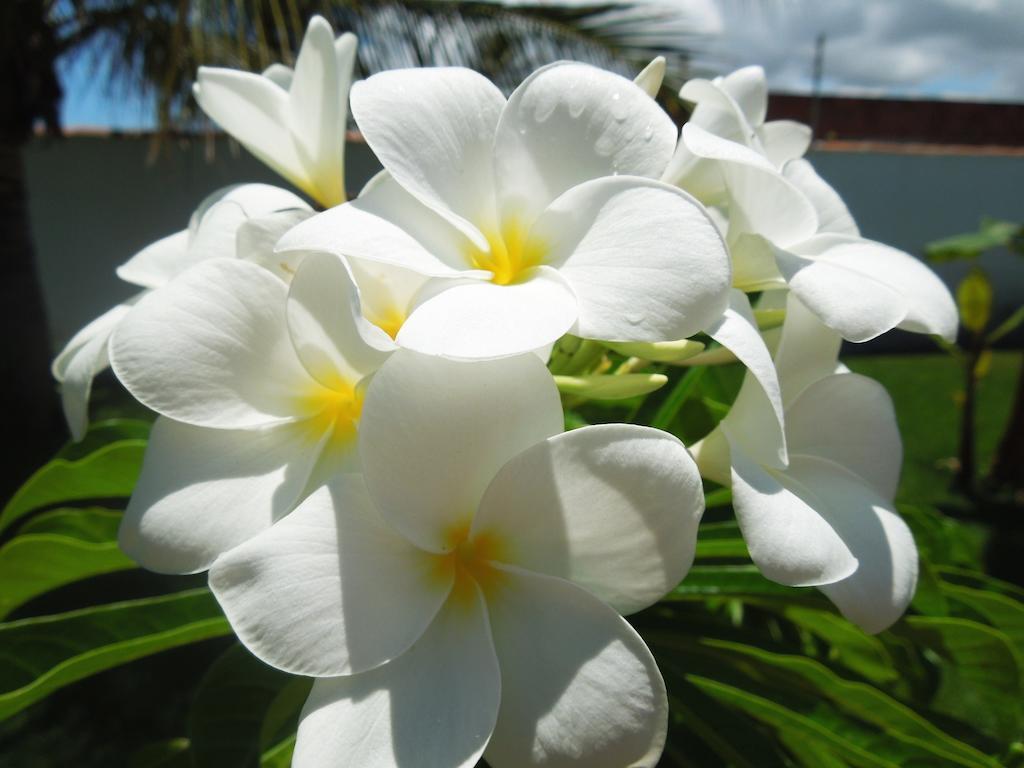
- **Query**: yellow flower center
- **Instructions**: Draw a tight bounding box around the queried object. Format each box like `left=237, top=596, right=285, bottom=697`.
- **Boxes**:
left=440, top=523, right=506, bottom=606
left=297, top=380, right=363, bottom=447
left=364, top=304, right=406, bottom=340
left=468, top=217, right=546, bottom=286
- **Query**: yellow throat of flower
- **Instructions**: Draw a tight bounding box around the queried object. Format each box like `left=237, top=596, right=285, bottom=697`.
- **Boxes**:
left=468, top=218, right=546, bottom=286
left=299, top=380, right=364, bottom=446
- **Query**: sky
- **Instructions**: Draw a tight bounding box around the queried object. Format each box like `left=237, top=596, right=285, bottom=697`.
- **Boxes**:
left=59, top=0, right=1024, bottom=129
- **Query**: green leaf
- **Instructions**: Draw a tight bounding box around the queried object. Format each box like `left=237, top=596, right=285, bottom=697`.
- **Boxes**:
left=689, top=675, right=899, bottom=768
left=956, top=268, right=993, bottom=333
left=0, top=439, right=146, bottom=534
left=190, top=643, right=310, bottom=768
left=901, top=616, right=1023, bottom=742
left=698, top=639, right=1002, bottom=768
left=925, top=219, right=1022, bottom=262
left=261, top=734, right=297, bottom=768
left=55, top=418, right=151, bottom=462
left=651, top=367, right=705, bottom=431
left=693, top=521, right=748, bottom=560
left=667, top=565, right=825, bottom=605
left=782, top=607, right=898, bottom=685
left=0, top=523, right=136, bottom=619
left=942, top=583, right=1024, bottom=655
left=128, top=738, right=193, bottom=768
left=0, top=588, right=231, bottom=721
left=19, top=506, right=123, bottom=541
left=986, top=304, right=1024, bottom=345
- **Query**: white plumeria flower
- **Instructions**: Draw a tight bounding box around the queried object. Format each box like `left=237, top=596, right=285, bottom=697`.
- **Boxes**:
left=692, top=296, right=918, bottom=633
left=277, top=62, right=732, bottom=359
left=109, top=252, right=390, bottom=573
left=662, top=65, right=812, bottom=200
left=670, top=112, right=957, bottom=343
left=209, top=350, right=706, bottom=767
left=194, top=15, right=357, bottom=207
left=52, top=183, right=309, bottom=440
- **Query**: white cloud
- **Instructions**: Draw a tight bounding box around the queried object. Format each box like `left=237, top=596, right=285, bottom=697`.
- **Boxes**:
left=689, top=0, right=1024, bottom=101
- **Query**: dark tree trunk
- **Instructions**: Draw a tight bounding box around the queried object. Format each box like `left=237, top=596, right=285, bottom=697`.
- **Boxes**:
left=1, top=1, right=66, bottom=504
left=0, top=142, right=64, bottom=504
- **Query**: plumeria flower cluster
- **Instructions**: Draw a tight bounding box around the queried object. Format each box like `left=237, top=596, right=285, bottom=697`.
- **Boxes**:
left=53, top=15, right=957, bottom=768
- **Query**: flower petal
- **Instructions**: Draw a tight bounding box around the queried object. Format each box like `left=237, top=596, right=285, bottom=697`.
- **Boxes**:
left=119, top=416, right=321, bottom=574
left=719, top=155, right=819, bottom=248
left=359, top=350, right=563, bottom=553
left=350, top=67, right=505, bottom=240
left=819, top=503, right=917, bottom=634
left=209, top=475, right=455, bottom=676
left=396, top=268, right=578, bottom=359
left=759, top=120, right=812, bottom=167
left=772, top=294, right=843, bottom=407
left=472, top=424, right=702, bottom=615
left=276, top=171, right=479, bottom=277
left=774, top=246, right=908, bottom=343
left=235, top=208, right=316, bottom=280
left=53, top=301, right=137, bottom=440
left=347, top=256, right=431, bottom=339
left=293, top=583, right=499, bottom=768
left=484, top=566, right=667, bottom=768
left=533, top=175, right=730, bottom=342
left=287, top=251, right=392, bottom=389
left=194, top=68, right=313, bottom=199
left=711, top=289, right=787, bottom=467
left=786, top=373, right=902, bottom=501
left=634, top=56, right=666, bottom=97
left=495, top=62, right=677, bottom=225
left=783, top=159, right=858, bottom=236
left=110, top=259, right=312, bottom=429
left=115, top=230, right=189, bottom=289
left=793, top=235, right=958, bottom=342
left=726, top=443, right=858, bottom=587
left=288, top=16, right=347, bottom=206
left=720, top=66, right=767, bottom=127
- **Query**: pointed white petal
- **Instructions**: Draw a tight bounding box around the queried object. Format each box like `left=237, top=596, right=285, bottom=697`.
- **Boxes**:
left=759, top=120, right=812, bottom=167
left=115, top=230, right=190, bottom=289
left=53, top=301, right=137, bottom=440
left=727, top=443, right=858, bottom=587
left=709, top=289, right=787, bottom=466
left=119, top=416, right=320, bottom=574
left=276, top=171, right=478, bottom=277
left=359, top=351, right=562, bottom=553
left=289, top=16, right=345, bottom=206
left=396, top=268, right=577, bottom=359
left=495, top=62, right=677, bottom=225
left=772, top=294, right=843, bottom=407
left=473, top=424, right=702, bottom=615
left=351, top=68, right=505, bottom=238
left=783, top=159, right=859, bottom=235
left=786, top=373, right=902, bottom=500
left=110, top=259, right=313, bottom=429
left=729, top=232, right=785, bottom=291
left=209, top=476, right=454, bottom=676
left=720, top=66, right=768, bottom=127
left=819, top=502, right=917, bottom=634
left=194, top=68, right=314, bottom=199
left=532, top=175, right=730, bottom=342
left=682, top=123, right=774, bottom=172
left=293, top=585, right=499, bottom=768
left=484, top=566, right=667, bottom=768
left=793, top=235, right=958, bottom=342
left=679, top=78, right=753, bottom=147
left=287, top=251, right=391, bottom=388
left=634, top=56, right=666, bottom=97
